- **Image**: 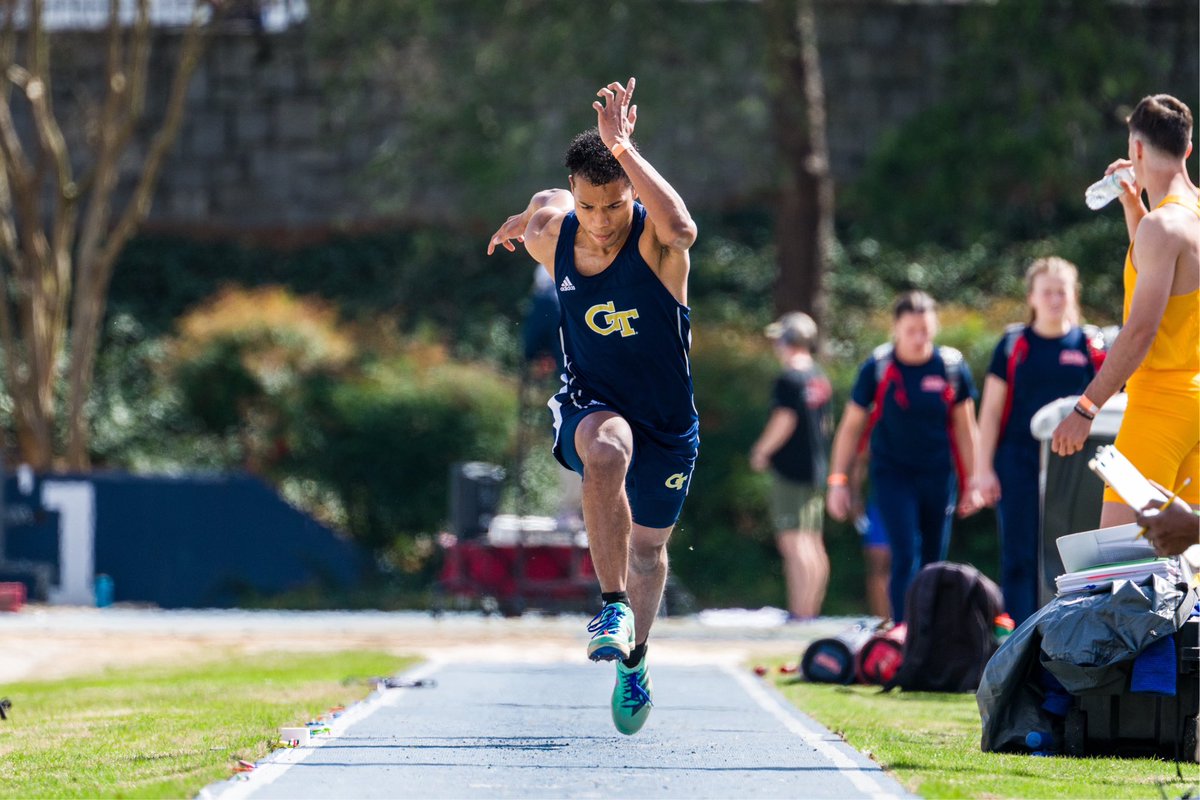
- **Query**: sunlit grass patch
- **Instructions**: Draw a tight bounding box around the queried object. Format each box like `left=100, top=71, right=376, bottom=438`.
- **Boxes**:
left=0, top=650, right=416, bottom=799
left=769, top=668, right=1199, bottom=799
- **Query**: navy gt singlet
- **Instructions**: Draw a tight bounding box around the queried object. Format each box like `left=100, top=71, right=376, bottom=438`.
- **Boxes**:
left=551, top=203, right=699, bottom=445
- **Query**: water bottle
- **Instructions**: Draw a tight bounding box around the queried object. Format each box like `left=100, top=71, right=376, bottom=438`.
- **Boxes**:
left=94, top=574, right=114, bottom=608
left=1025, top=730, right=1056, bottom=755
left=1084, top=167, right=1135, bottom=210
left=993, top=613, right=1015, bottom=644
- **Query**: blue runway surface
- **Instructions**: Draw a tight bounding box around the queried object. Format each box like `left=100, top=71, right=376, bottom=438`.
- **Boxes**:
left=207, top=660, right=912, bottom=799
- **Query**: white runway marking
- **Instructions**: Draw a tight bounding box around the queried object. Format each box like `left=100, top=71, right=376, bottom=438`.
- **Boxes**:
left=200, top=660, right=444, bottom=800
left=724, top=665, right=901, bottom=800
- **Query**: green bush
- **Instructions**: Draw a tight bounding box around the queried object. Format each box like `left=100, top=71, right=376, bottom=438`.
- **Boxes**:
left=671, top=325, right=783, bottom=609
left=294, top=354, right=516, bottom=565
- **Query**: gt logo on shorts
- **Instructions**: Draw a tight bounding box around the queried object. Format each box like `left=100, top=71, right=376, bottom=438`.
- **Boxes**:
left=665, top=473, right=687, bottom=490
left=586, top=301, right=640, bottom=338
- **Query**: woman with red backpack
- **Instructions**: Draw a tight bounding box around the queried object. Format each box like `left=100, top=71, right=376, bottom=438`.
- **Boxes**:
left=827, top=291, right=983, bottom=622
left=972, top=257, right=1102, bottom=624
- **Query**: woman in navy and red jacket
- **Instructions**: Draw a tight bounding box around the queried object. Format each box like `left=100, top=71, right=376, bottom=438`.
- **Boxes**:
left=827, top=291, right=982, bottom=622
left=972, top=257, right=1101, bottom=624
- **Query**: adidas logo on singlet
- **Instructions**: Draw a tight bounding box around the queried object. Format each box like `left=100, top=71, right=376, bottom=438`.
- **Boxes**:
left=559, top=276, right=576, bottom=292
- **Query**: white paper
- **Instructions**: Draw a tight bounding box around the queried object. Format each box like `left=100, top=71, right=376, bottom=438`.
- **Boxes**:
left=1088, top=445, right=1168, bottom=510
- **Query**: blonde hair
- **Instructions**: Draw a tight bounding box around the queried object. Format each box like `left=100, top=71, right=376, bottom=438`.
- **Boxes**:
left=1025, top=257, right=1080, bottom=326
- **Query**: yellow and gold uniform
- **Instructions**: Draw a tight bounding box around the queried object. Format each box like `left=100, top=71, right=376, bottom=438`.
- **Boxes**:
left=1108, top=195, right=1200, bottom=506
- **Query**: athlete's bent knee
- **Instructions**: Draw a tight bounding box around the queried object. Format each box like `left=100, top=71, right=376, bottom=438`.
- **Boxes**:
left=629, top=541, right=667, bottom=576
left=583, top=437, right=631, bottom=478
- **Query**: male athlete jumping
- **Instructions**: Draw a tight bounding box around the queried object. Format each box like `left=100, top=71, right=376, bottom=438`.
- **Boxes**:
left=487, top=77, right=699, bottom=735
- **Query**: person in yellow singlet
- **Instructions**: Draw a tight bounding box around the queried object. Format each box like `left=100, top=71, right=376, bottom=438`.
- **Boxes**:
left=1052, top=94, right=1200, bottom=527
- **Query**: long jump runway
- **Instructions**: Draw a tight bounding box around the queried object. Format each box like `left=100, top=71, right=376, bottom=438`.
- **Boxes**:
left=207, top=660, right=913, bottom=799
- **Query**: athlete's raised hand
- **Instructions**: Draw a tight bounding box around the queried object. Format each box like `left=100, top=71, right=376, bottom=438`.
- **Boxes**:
left=487, top=212, right=526, bottom=255
left=593, top=77, right=637, bottom=151
left=1105, top=157, right=1142, bottom=208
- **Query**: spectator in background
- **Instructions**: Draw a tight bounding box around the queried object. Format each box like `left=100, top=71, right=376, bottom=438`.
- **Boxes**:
left=972, top=258, right=1101, bottom=625
left=826, top=291, right=982, bottom=623
left=750, top=312, right=834, bottom=620
left=851, top=454, right=892, bottom=621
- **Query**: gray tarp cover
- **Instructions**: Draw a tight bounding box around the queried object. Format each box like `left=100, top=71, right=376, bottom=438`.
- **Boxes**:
left=977, top=575, right=1195, bottom=752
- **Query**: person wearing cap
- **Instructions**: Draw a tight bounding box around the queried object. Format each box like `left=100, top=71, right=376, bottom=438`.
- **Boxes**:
left=750, top=312, right=835, bottom=620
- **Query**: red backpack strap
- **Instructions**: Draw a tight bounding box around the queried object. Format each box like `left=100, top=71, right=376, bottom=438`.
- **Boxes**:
left=858, top=344, right=904, bottom=455
left=938, top=346, right=969, bottom=497
left=1080, top=323, right=1107, bottom=371
left=997, top=325, right=1031, bottom=442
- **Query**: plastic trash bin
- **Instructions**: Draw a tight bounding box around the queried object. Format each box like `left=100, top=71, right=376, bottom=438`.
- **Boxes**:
left=1030, top=394, right=1125, bottom=608
left=448, top=462, right=506, bottom=539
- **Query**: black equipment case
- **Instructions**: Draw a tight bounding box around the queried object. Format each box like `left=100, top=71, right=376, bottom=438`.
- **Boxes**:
left=1064, top=617, right=1199, bottom=761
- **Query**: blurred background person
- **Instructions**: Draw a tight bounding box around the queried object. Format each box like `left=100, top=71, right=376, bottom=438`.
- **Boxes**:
left=972, top=257, right=1100, bottom=624
left=851, top=454, right=892, bottom=621
left=750, top=312, right=834, bottom=621
left=826, top=291, right=982, bottom=622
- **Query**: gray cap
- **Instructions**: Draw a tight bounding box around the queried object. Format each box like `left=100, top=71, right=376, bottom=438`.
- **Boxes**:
left=764, top=312, right=818, bottom=348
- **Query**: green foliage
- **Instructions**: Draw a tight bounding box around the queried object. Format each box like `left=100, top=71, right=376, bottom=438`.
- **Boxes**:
left=672, top=326, right=784, bottom=608
left=293, top=353, right=516, bottom=561
left=88, top=314, right=240, bottom=472
left=846, top=0, right=1197, bottom=249
left=827, top=216, right=1129, bottom=336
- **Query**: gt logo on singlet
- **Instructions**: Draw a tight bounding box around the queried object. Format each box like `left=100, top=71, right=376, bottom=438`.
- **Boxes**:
left=585, top=301, right=640, bottom=338
left=665, top=473, right=687, bottom=490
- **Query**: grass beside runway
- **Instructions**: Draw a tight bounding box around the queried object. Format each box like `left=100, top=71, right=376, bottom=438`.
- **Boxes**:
left=771, top=669, right=1200, bottom=799
left=0, top=650, right=416, bottom=799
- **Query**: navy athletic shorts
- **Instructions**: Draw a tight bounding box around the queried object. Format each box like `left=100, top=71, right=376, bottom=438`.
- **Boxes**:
left=549, top=394, right=698, bottom=529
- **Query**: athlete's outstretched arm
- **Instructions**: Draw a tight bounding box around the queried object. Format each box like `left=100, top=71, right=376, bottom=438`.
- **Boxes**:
left=486, top=189, right=573, bottom=268
left=594, top=78, right=697, bottom=253
left=1051, top=214, right=1178, bottom=456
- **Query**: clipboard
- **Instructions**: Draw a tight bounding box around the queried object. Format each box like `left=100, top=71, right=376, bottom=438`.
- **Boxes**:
left=1087, top=445, right=1168, bottom=510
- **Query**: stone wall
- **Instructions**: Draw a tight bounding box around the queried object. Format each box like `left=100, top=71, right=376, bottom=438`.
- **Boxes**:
left=44, top=0, right=1198, bottom=233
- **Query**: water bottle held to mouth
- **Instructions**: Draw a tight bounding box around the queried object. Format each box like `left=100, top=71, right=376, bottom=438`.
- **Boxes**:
left=1084, top=167, right=1135, bottom=210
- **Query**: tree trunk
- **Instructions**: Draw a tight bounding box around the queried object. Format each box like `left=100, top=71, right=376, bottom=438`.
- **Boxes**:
left=63, top=6, right=211, bottom=469
left=765, top=0, right=834, bottom=329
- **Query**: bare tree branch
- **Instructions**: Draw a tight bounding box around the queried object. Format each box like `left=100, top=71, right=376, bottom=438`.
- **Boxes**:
left=0, top=1, right=32, bottom=198
left=74, top=0, right=126, bottom=291
left=97, top=7, right=209, bottom=277
left=67, top=2, right=214, bottom=467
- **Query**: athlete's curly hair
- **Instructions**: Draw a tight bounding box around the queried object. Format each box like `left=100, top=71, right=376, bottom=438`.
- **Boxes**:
left=564, top=128, right=633, bottom=186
